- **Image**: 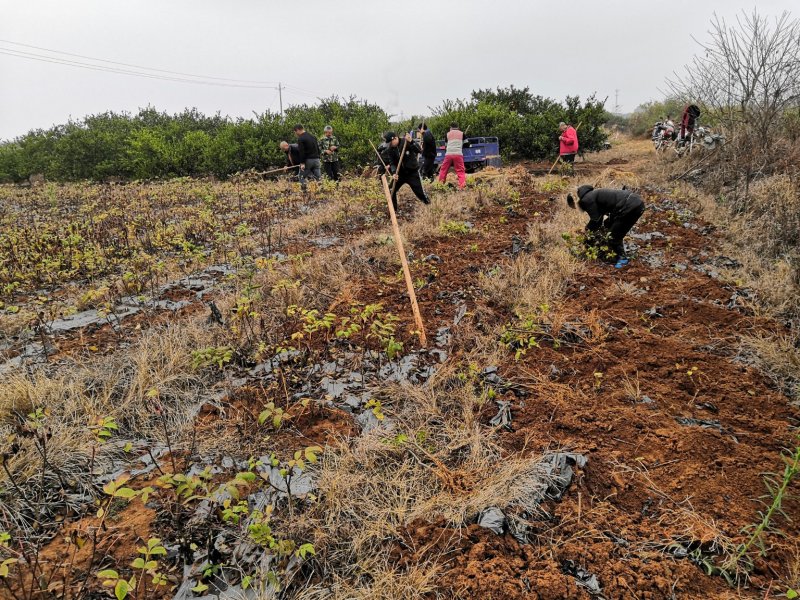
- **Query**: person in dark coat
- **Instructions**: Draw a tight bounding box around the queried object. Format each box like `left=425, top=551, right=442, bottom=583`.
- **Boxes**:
left=293, top=124, right=321, bottom=190
left=567, top=184, right=645, bottom=267
left=417, top=122, right=437, bottom=181
left=280, top=141, right=301, bottom=168
left=380, top=131, right=430, bottom=211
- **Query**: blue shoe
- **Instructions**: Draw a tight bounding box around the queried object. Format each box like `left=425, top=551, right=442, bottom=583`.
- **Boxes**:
left=614, top=258, right=629, bottom=269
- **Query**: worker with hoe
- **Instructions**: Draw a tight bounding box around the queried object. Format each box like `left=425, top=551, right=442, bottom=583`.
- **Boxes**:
left=437, top=122, right=470, bottom=189
left=319, top=125, right=342, bottom=182
left=380, top=131, right=430, bottom=211
left=567, top=184, right=645, bottom=268
left=417, top=122, right=437, bottom=182
left=293, top=124, right=321, bottom=191
left=279, top=141, right=302, bottom=179
left=558, top=122, right=579, bottom=171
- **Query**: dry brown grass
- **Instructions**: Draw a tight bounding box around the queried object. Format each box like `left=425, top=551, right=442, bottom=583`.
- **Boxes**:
left=738, top=333, right=800, bottom=402
left=0, top=319, right=215, bottom=528
left=283, top=358, right=553, bottom=599
left=478, top=197, right=583, bottom=317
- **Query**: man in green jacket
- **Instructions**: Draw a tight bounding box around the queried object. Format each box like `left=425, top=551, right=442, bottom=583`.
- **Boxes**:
left=319, top=125, right=342, bottom=182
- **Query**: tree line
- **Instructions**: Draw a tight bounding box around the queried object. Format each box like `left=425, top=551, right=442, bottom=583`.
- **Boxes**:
left=0, top=87, right=609, bottom=182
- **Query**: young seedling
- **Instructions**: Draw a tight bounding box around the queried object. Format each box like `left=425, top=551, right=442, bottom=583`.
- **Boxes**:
left=593, top=371, right=604, bottom=391
left=723, top=435, right=800, bottom=581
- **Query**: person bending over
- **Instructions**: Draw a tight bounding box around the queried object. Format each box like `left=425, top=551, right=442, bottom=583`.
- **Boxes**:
left=567, top=184, right=645, bottom=268
left=380, top=131, right=430, bottom=211
left=280, top=141, right=301, bottom=169
left=437, top=122, right=470, bottom=189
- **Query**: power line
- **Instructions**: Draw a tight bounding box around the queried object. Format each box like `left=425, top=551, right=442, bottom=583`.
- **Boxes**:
left=0, top=38, right=279, bottom=85
left=284, top=84, right=325, bottom=98
left=0, top=48, right=281, bottom=89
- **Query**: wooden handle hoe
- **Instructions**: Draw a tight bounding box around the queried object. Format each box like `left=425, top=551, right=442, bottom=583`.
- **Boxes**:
left=370, top=138, right=427, bottom=346
left=380, top=173, right=427, bottom=347
left=390, top=136, right=409, bottom=196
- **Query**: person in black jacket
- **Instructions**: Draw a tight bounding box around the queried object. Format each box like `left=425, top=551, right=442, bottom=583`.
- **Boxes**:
left=280, top=141, right=301, bottom=172
left=380, top=131, right=430, bottom=211
left=293, top=124, right=321, bottom=190
left=567, top=184, right=645, bottom=267
left=417, top=122, right=437, bottom=181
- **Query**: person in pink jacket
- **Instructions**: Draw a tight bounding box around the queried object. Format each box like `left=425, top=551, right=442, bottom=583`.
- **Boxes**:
left=438, top=122, right=470, bottom=189
left=558, top=122, right=579, bottom=168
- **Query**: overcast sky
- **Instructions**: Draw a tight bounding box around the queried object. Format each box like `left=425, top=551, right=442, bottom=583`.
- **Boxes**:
left=0, top=0, right=795, bottom=141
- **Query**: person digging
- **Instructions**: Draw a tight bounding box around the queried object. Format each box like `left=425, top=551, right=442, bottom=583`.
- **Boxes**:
left=380, top=131, right=430, bottom=211
left=567, top=184, right=645, bottom=268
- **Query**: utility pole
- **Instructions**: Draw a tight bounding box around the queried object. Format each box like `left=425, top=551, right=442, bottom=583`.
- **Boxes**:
left=614, top=89, right=620, bottom=114
left=278, top=83, right=283, bottom=117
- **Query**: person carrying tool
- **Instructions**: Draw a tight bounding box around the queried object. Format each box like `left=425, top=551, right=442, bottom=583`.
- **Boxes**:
left=319, top=125, right=342, bottom=182
left=380, top=131, right=430, bottom=211
left=280, top=141, right=301, bottom=166
left=559, top=122, right=579, bottom=168
left=437, top=122, right=470, bottom=189
left=280, top=141, right=302, bottom=180
left=417, top=122, right=437, bottom=181
left=567, top=184, right=645, bottom=268
left=293, top=124, right=321, bottom=190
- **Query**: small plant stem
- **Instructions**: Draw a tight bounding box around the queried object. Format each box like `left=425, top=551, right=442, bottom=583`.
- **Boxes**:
left=734, top=442, right=800, bottom=566
left=160, top=411, right=179, bottom=475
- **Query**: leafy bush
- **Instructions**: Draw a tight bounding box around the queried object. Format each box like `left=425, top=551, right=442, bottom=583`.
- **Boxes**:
left=0, top=87, right=609, bottom=182
left=423, top=86, right=609, bottom=161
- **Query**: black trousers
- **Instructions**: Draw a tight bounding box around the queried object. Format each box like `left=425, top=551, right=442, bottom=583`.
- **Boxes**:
left=420, top=154, right=436, bottom=180
left=561, top=153, right=576, bottom=164
left=606, top=201, right=645, bottom=258
left=391, top=170, right=429, bottom=210
left=323, top=160, right=342, bottom=181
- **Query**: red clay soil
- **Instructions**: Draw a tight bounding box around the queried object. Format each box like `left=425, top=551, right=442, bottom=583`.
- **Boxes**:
left=195, top=385, right=357, bottom=459
left=20, top=165, right=799, bottom=600
left=374, top=181, right=799, bottom=598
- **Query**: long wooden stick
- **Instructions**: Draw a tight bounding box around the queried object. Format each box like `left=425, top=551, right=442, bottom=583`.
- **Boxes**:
left=548, top=122, right=583, bottom=175
left=546, top=156, right=562, bottom=176
left=391, top=136, right=409, bottom=196
left=369, top=140, right=388, bottom=171
left=380, top=174, right=427, bottom=347
left=263, top=165, right=300, bottom=175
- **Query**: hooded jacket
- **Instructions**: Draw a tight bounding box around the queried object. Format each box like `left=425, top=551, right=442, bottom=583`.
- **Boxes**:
left=381, top=139, right=422, bottom=174
left=559, top=126, right=579, bottom=155
left=577, top=185, right=644, bottom=231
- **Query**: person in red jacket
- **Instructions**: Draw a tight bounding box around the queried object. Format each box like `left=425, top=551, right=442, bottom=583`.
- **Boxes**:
left=559, top=122, right=579, bottom=169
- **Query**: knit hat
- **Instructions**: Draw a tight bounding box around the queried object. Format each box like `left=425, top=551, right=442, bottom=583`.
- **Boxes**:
left=384, top=131, right=397, bottom=143
left=577, top=185, right=594, bottom=199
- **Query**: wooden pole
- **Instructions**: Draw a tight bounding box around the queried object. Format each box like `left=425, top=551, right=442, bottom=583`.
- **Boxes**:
left=262, top=165, right=300, bottom=176
left=546, top=156, right=562, bottom=176
left=369, top=140, right=388, bottom=171
left=380, top=174, right=427, bottom=347
left=390, top=135, right=409, bottom=196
